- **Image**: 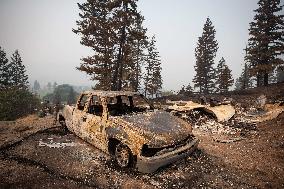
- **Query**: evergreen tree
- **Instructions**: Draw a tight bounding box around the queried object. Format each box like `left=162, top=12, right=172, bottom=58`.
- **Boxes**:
left=0, top=48, right=40, bottom=120
left=73, top=0, right=115, bottom=90
left=235, top=63, right=253, bottom=90
left=144, top=36, right=163, bottom=98
left=193, top=18, right=219, bottom=94
left=53, top=89, right=61, bottom=104
left=46, top=84, right=79, bottom=104
left=74, top=0, right=146, bottom=91
left=0, top=46, right=10, bottom=89
left=110, top=0, right=146, bottom=91
left=276, top=66, right=284, bottom=83
left=126, top=16, right=148, bottom=92
left=178, top=84, right=192, bottom=95
left=268, top=68, right=278, bottom=84
left=46, top=82, right=52, bottom=92
left=216, top=57, right=234, bottom=93
left=33, top=80, right=41, bottom=92
left=178, top=85, right=186, bottom=95
left=246, top=0, right=284, bottom=86
left=185, top=83, right=193, bottom=95
left=9, top=50, right=29, bottom=89
left=235, top=78, right=242, bottom=90
left=67, top=87, right=76, bottom=105
left=53, top=82, right=58, bottom=90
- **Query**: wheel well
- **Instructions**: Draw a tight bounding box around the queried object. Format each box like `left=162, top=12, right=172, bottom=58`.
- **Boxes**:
left=108, top=138, right=137, bottom=167
left=108, top=138, right=121, bottom=156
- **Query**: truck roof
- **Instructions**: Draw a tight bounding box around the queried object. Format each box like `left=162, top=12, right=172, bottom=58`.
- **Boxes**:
left=82, top=90, right=141, bottom=97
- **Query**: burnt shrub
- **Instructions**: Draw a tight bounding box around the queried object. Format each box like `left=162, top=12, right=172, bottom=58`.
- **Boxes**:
left=0, top=88, right=40, bottom=121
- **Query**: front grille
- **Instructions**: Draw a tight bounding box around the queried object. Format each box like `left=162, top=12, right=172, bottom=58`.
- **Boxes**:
left=141, top=135, right=194, bottom=157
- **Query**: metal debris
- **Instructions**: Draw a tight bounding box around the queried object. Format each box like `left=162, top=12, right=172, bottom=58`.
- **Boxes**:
left=167, top=101, right=236, bottom=122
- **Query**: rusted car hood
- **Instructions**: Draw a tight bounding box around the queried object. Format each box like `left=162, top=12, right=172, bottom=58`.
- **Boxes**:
left=117, top=110, right=192, bottom=147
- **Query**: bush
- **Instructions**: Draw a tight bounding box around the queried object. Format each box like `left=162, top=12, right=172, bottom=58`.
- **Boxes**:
left=0, top=88, right=40, bottom=121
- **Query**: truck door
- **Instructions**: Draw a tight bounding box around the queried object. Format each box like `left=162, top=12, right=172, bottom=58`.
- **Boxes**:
left=72, top=94, right=89, bottom=135
left=73, top=94, right=107, bottom=151
left=85, top=95, right=107, bottom=151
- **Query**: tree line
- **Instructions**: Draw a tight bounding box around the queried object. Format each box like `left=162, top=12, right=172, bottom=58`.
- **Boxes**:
left=0, top=47, right=39, bottom=121
left=75, top=0, right=283, bottom=96
left=73, top=0, right=163, bottom=97
left=191, top=0, right=283, bottom=94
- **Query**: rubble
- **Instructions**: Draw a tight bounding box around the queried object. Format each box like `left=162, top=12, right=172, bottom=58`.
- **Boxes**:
left=167, top=101, right=236, bottom=122
left=166, top=98, right=284, bottom=141
left=242, top=103, right=284, bottom=123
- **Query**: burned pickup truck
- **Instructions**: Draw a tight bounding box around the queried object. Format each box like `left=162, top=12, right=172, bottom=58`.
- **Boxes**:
left=58, top=91, right=199, bottom=173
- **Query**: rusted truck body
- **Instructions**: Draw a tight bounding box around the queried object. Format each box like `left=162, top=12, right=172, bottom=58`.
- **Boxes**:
left=59, top=91, right=199, bottom=173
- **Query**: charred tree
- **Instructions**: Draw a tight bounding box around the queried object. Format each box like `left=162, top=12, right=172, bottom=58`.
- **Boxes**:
left=246, top=0, right=284, bottom=87
left=193, top=18, right=219, bottom=94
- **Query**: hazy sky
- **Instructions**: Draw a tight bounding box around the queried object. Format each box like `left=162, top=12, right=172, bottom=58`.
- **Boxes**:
left=1, top=0, right=281, bottom=91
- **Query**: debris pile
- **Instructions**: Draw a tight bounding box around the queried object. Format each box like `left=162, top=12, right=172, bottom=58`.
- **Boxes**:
left=178, top=109, right=256, bottom=138
left=167, top=100, right=236, bottom=122
left=166, top=98, right=283, bottom=140
left=166, top=95, right=284, bottom=143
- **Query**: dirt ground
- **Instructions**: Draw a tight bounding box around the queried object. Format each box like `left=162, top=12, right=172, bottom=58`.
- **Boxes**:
left=0, top=111, right=283, bottom=189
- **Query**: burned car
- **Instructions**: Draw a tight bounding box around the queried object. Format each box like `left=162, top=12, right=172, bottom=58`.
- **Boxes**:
left=58, top=91, right=199, bottom=173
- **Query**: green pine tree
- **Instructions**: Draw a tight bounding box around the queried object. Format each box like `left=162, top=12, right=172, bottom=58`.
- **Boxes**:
left=235, top=63, right=253, bottom=90
left=74, top=0, right=146, bottom=91
left=185, top=83, right=193, bottom=95
left=127, top=16, right=148, bottom=92
left=178, top=85, right=186, bottom=95
left=9, top=50, right=29, bottom=89
left=216, top=57, right=234, bottom=93
left=246, top=0, right=284, bottom=86
left=0, top=48, right=39, bottom=120
left=67, top=87, right=76, bottom=105
left=110, top=0, right=146, bottom=91
left=144, top=36, right=163, bottom=98
left=33, top=80, right=41, bottom=92
left=193, top=18, right=219, bottom=94
left=0, top=46, right=10, bottom=89
left=73, top=0, right=115, bottom=90
left=276, top=66, right=284, bottom=83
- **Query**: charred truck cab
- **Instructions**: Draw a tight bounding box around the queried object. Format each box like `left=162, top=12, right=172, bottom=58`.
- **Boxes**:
left=59, top=91, right=199, bottom=173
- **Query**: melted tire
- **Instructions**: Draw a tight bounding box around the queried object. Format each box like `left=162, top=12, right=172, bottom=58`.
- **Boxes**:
left=115, top=143, right=133, bottom=168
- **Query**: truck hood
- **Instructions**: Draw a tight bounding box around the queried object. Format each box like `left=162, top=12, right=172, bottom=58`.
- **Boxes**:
left=117, top=110, right=192, bottom=147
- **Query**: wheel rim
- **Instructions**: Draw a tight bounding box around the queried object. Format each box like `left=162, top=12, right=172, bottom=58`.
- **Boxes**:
left=115, top=144, right=130, bottom=168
